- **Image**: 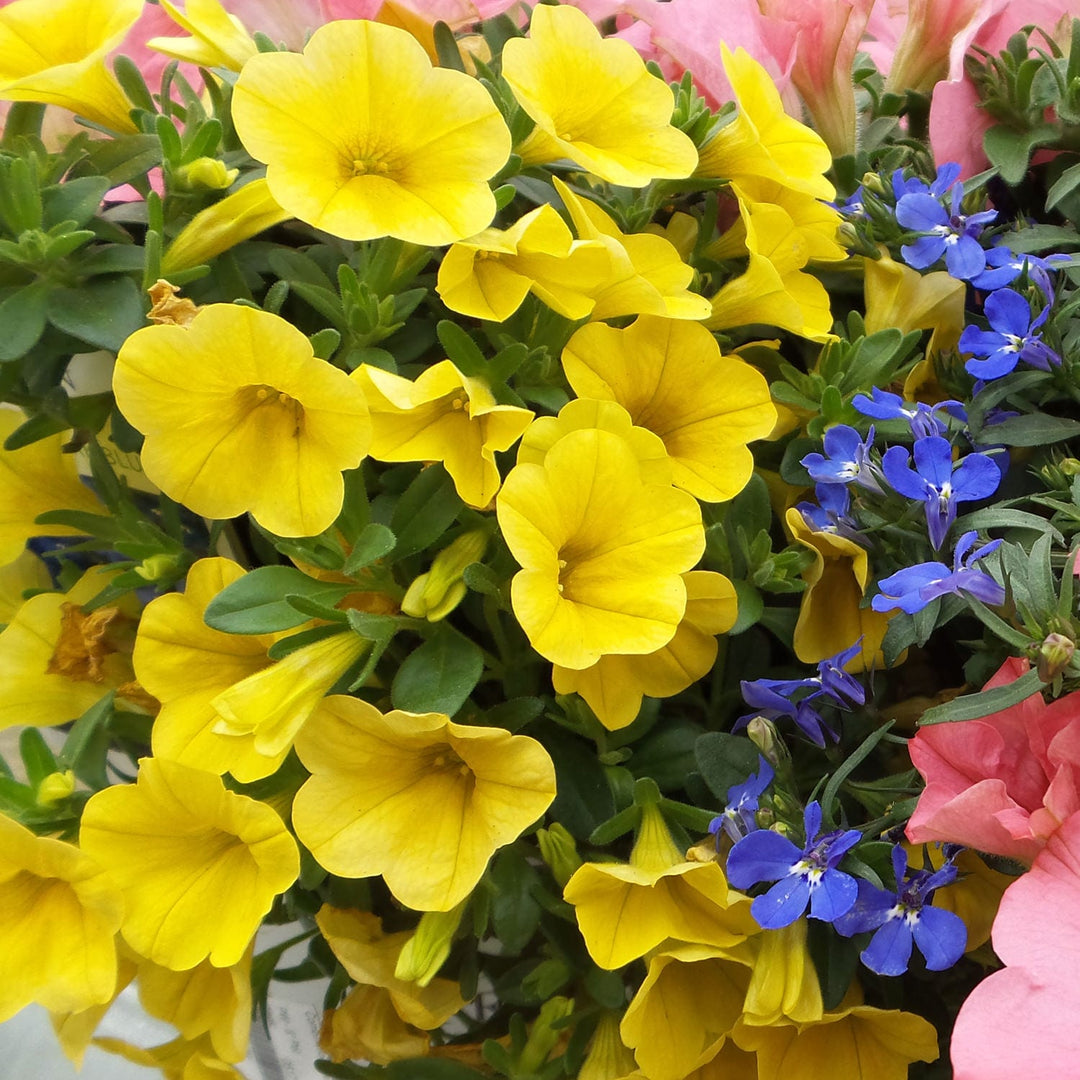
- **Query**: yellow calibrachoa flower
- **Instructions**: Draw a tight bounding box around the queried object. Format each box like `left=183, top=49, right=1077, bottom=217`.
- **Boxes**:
left=732, top=919, right=823, bottom=1026
left=580, top=1013, right=638, bottom=1080
left=553, top=570, right=737, bottom=730
left=232, top=20, right=511, bottom=245
left=49, top=952, right=137, bottom=1067
left=561, top=316, right=777, bottom=502
left=502, top=3, right=697, bottom=187
left=696, top=45, right=834, bottom=201
left=316, top=906, right=465, bottom=1065
left=0, top=0, right=141, bottom=132
left=0, top=409, right=105, bottom=564
left=436, top=204, right=611, bottom=322
left=292, top=697, right=557, bottom=912
left=563, top=804, right=758, bottom=969
left=725, top=178, right=847, bottom=265
left=0, top=814, right=123, bottom=1022
left=161, top=179, right=291, bottom=275
left=79, top=757, right=300, bottom=970
left=114, top=304, right=371, bottom=538
left=148, top=0, right=258, bottom=72
left=354, top=360, right=534, bottom=509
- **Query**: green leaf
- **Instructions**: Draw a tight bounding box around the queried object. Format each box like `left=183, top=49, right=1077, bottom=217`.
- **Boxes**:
left=919, top=667, right=1044, bottom=725
left=41, top=176, right=110, bottom=230
left=385, top=1060, right=489, bottom=1080
left=436, top=320, right=487, bottom=377
left=342, top=522, right=396, bottom=574
left=47, top=276, right=145, bottom=351
left=0, top=280, right=51, bottom=361
left=58, top=692, right=114, bottom=790
left=806, top=914, right=861, bottom=1010
left=546, top=730, right=615, bottom=841
left=390, top=465, right=463, bottom=559
left=983, top=122, right=1059, bottom=185
left=489, top=847, right=542, bottom=954
left=971, top=412, right=1080, bottom=447
left=19, top=728, right=58, bottom=788
left=628, top=721, right=701, bottom=792
left=203, top=565, right=355, bottom=634
left=484, top=696, right=544, bottom=732
left=729, top=580, right=763, bottom=635
left=820, top=723, right=894, bottom=820
left=391, top=627, right=484, bottom=715
left=1046, top=160, right=1080, bottom=211
left=693, top=732, right=760, bottom=801
left=953, top=507, right=1064, bottom=542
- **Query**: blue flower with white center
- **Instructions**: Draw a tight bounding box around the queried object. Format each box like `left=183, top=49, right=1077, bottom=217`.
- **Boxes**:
left=896, top=183, right=997, bottom=280
left=958, top=288, right=1060, bottom=381
left=881, top=435, right=1001, bottom=550
left=796, top=483, right=859, bottom=537
left=709, top=756, right=774, bottom=844
left=871, top=531, right=1004, bottom=614
left=834, top=845, right=967, bottom=976
left=725, top=800, right=862, bottom=929
left=851, top=386, right=965, bottom=440
left=801, top=424, right=883, bottom=492
left=969, top=243, right=1068, bottom=293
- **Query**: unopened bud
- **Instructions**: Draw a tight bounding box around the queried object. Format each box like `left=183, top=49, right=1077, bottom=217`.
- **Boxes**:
left=174, top=157, right=239, bottom=191
left=860, top=171, right=886, bottom=194
left=1037, top=632, right=1076, bottom=682
left=36, top=770, right=75, bottom=806
left=746, top=716, right=788, bottom=768
left=401, top=529, right=489, bottom=621
left=537, top=822, right=581, bottom=887
left=134, top=553, right=182, bottom=582
left=394, top=901, right=466, bottom=987
left=1060, top=457, right=1080, bottom=476
left=518, top=996, right=574, bottom=1074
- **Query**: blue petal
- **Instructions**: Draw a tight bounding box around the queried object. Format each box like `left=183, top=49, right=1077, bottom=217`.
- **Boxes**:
left=833, top=879, right=897, bottom=936
left=911, top=905, right=968, bottom=970
left=958, top=326, right=1009, bottom=357
left=984, top=288, right=1033, bottom=336
left=725, top=830, right=802, bottom=889
left=896, top=193, right=948, bottom=230
left=751, top=874, right=811, bottom=929
left=911, top=436, right=954, bottom=489
left=952, top=452, right=1002, bottom=501
left=965, top=349, right=1021, bottom=380
left=945, top=234, right=986, bottom=280
left=881, top=446, right=928, bottom=501
left=901, top=236, right=945, bottom=269
left=930, top=162, right=961, bottom=195
left=809, top=868, right=858, bottom=921
left=861, top=917, right=914, bottom=976
left=955, top=569, right=1005, bottom=606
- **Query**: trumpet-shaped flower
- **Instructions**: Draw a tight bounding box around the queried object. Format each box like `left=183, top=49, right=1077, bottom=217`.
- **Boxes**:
left=502, top=3, right=697, bottom=187
left=0, top=813, right=123, bottom=1021
left=232, top=20, right=510, bottom=245
left=292, top=697, right=556, bottom=911
left=148, top=0, right=258, bottom=72
left=579, top=1013, right=638, bottom=1080
left=736, top=918, right=824, bottom=1026
left=561, top=316, right=776, bottom=503
left=497, top=426, right=705, bottom=669
left=355, top=360, right=534, bottom=509
left=114, top=304, right=372, bottom=537
left=79, top=756, right=299, bottom=970
left=0, top=0, right=141, bottom=132
left=553, top=570, right=737, bottom=730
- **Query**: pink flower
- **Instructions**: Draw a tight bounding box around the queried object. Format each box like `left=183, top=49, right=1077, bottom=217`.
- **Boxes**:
left=906, top=657, right=1080, bottom=865
left=950, top=810, right=1080, bottom=1079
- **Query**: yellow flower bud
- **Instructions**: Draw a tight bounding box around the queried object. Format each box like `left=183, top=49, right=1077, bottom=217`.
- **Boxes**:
left=518, top=996, right=574, bottom=1075
left=394, top=902, right=466, bottom=988
left=133, top=553, right=182, bottom=582
left=400, top=529, right=489, bottom=621
left=536, top=822, right=581, bottom=887
left=173, top=157, right=239, bottom=191
left=36, top=769, right=76, bottom=805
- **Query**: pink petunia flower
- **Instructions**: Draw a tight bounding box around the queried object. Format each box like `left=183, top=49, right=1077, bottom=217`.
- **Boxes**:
left=906, top=656, right=1080, bottom=865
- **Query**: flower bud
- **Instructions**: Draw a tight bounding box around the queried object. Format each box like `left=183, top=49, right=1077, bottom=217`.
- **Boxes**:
left=134, top=553, right=183, bottom=582
left=401, top=529, right=489, bottom=621
left=860, top=171, right=886, bottom=194
left=537, top=822, right=581, bottom=886
left=36, top=769, right=76, bottom=806
left=394, top=901, right=466, bottom=987
left=746, top=716, right=789, bottom=768
left=1036, top=632, right=1076, bottom=682
left=518, top=996, right=574, bottom=1074
left=174, top=157, right=239, bottom=191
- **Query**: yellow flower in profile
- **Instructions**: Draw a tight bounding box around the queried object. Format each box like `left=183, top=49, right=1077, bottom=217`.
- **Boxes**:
left=355, top=360, right=534, bottom=509
left=148, top=0, right=257, bottom=72
left=161, top=179, right=291, bottom=275
left=563, top=804, right=758, bottom=970
left=436, top=204, right=611, bottom=322
left=728, top=178, right=847, bottom=264
left=79, top=757, right=300, bottom=970
left=497, top=426, right=705, bottom=669
left=553, top=571, right=737, bottom=730
left=0, top=0, right=141, bottom=132
left=0, top=410, right=105, bottom=564
left=502, top=3, right=697, bottom=187
left=292, top=697, right=557, bottom=912
left=734, top=919, right=823, bottom=1026
left=696, top=45, right=833, bottom=201
left=316, top=906, right=465, bottom=1065
left=785, top=505, right=892, bottom=671
left=49, top=952, right=137, bottom=1068
left=232, top=20, right=510, bottom=245
left=0, top=814, right=123, bottom=1022
left=562, top=316, right=777, bottom=502
left=114, top=304, right=371, bottom=538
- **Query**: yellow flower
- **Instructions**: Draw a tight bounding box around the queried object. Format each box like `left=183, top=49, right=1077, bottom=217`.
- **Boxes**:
left=114, top=304, right=371, bottom=537
left=79, top=756, right=300, bottom=970
left=734, top=919, right=823, bottom=1026
left=785, top=506, right=891, bottom=671
left=0, top=410, right=105, bottom=564
left=696, top=45, right=833, bottom=201
left=497, top=426, right=705, bottom=669
left=563, top=804, right=758, bottom=969
left=620, top=944, right=750, bottom=1080
left=554, top=177, right=712, bottom=321
left=436, top=204, right=611, bottom=322
left=355, top=360, right=534, bottom=509
left=232, top=20, right=510, bottom=245
left=579, top=1013, right=638, bottom=1080
left=148, top=0, right=258, bottom=72
left=92, top=1033, right=246, bottom=1080
left=0, top=0, right=141, bottom=132
left=725, top=178, right=847, bottom=264
left=561, top=316, right=777, bottom=502
left=401, top=529, right=490, bottom=622
left=161, top=179, right=291, bottom=275
left=0, top=814, right=122, bottom=1021
left=49, top=952, right=137, bottom=1067
left=553, top=570, right=737, bottom=730
left=502, top=3, right=697, bottom=187
left=292, top=697, right=557, bottom=911
left=316, top=905, right=465, bottom=1065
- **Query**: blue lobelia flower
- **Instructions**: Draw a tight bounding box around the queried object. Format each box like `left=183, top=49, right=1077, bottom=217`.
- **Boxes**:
left=871, top=531, right=1004, bottom=614
left=795, top=482, right=859, bottom=538
left=801, top=424, right=883, bottom=492
left=834, top=845, right=967, bottom=976
left=958, top=288, right=1061, bottom=381
left=851, top=386, right=965, bottom=440
left=895, top=183, right=997, bottom=280
left=891, top=162, right=960, bottom=201
left=709, top=756, right=775, bottom=844
left=726, top=800, right=862, bottom=929
left=969, top=242, right=1069, bottom=293
left=881, top=435, right=1001, bottom=550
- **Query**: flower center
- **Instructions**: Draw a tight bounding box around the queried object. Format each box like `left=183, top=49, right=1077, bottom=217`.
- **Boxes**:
left=236, top=384, right=305, bottom=436
left=428, top=744, right=473, bottom=781
left=351, top=155, right=393, bottom=178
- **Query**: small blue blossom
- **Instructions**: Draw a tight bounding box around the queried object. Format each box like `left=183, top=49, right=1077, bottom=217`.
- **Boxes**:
left=801, top=425, right=883, bottom=492
left=796, top=483, right=862, bottom=541
left=709, top=756, right=774, bottom=844
left=959, top=288, right=1060, bottom=380
left=851, top=387, right=965, bottom=440
left=834, top=185, right=867, bottom=219
left=969, top=243, right=1068, bottom=293
left=891, top=162, right=960, bottom=201
left=834, top=846, right=967, bottom=976
left=896, top=183, right=997, bottom=280
left=881, top=436, right=1001, bottom=550
left=871, top=531, right=1005, bottom=614
left=726, top=801, right=862, bottom=929
left=817, top=641, right=866, bottom=708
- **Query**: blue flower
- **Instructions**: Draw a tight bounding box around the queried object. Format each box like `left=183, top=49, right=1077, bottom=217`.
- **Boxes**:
left=795, top=482, right=858, bottom=536
left=726, top=801, right=862, bottom=929
left=851, top=387, right=965, bottom=440
left=871, top=531, right=1004, bottom=614
left=896, top=183, right=997, bottom=280
left=709, top=756, right=774, bottom=844
left=834, top=185, right=867, bottom=219
left=816, top=640, right=866, bottom=708
left=881, top=435, right=1001, bottom=549
left=834, top=846, right=967, bottom=976
left=969, top=243, right=1068, bottom=293
left=959, top=288, right=1060, bottom=380
left=891, top=162, right=960, bottom=201
left=801, top=424, right=883, bottom=492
